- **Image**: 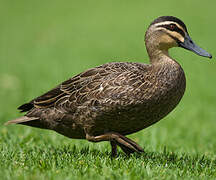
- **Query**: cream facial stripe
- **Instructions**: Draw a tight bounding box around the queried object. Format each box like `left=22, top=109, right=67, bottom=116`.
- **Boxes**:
left=153, top=21, right=186, bottom=32
left=153, top=21, right=186, bottom=42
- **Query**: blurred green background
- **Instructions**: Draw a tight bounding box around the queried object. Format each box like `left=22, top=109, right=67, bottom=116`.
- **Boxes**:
left=0, top=0, right=215, bottom=179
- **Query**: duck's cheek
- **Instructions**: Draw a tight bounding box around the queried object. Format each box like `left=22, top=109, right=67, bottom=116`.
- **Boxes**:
left=158, top=34, right=178, bottom=49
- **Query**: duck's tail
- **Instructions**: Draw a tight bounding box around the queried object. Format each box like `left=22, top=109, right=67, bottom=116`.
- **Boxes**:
left=5, top=116, right=40, bottom=127
left=5, top=116, right=39, bottom=125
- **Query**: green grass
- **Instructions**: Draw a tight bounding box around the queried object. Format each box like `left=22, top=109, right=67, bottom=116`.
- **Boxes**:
left=0, top=0, right=216, bottom=179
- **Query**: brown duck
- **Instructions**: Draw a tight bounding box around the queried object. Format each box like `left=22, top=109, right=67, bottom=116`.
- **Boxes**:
left=6, top=16, right=212, bottom=156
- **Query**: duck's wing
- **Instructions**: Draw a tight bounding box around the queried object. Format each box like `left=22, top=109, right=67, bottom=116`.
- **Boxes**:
left=18, top=62, right=151, bottom=113
left=17, top=67, right=100, bottom=112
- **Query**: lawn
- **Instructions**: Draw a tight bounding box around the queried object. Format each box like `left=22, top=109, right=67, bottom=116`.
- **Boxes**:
left=0, top=0, right=216, bottom=179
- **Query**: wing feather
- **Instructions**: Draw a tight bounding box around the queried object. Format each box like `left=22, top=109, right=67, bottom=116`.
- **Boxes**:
left=18, top=62, right=151, bottom=113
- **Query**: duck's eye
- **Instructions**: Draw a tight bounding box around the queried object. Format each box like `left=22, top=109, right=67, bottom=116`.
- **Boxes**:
left=169, top=24, right=176, bottom=30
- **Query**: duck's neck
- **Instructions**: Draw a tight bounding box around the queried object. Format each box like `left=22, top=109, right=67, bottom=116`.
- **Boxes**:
left=145, top=31, right=177, bottom=65
left=147, top=48, right=173, bottom=65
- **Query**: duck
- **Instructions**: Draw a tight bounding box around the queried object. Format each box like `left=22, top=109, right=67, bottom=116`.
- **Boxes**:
left=6, top=16, right=212, bottom=157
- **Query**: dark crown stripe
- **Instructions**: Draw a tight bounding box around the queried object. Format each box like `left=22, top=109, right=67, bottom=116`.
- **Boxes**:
left=151, top=16, right=188, bottom=32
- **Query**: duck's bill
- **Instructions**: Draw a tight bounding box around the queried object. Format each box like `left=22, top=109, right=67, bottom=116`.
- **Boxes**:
left=179, top=34, right=212, bottom=59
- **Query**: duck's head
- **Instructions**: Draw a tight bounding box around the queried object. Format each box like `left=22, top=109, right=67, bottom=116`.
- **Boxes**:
left=145, top=16, right=212, bottom=59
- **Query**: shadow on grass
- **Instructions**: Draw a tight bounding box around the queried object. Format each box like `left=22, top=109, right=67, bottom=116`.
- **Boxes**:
left=48, top=144, right=216, bottom=168
left=68, top=145, right=216, bottom=176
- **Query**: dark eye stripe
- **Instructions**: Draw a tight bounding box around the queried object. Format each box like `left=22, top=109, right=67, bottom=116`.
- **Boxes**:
left=157, top=24, right=185, bottom=37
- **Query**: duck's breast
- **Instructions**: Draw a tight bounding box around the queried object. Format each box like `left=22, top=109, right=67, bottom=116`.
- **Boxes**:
left=85, top=62, right=186, bottom=136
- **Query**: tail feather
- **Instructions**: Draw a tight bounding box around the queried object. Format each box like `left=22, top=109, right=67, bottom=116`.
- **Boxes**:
left=5, top=116, right=39, bottom=125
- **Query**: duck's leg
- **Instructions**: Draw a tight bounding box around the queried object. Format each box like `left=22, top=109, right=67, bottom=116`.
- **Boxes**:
left=110, top=141, right=117, bottom=157
left=86, top=132, right=144, bottom=156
